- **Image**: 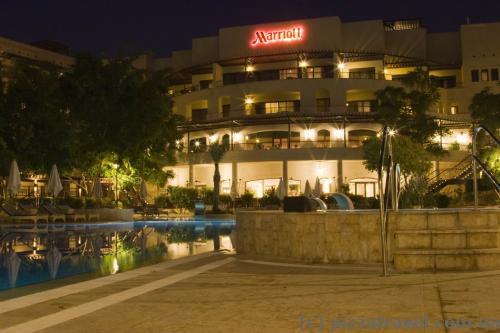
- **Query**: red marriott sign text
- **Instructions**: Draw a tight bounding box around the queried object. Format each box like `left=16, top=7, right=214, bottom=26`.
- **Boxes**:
left=251, top=26, right=304, bottom=47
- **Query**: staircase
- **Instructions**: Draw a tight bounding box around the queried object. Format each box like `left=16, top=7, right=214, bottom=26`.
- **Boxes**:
left=393, top=210, right=500, bottom=271
left=426, top=156, right=473, bottom=194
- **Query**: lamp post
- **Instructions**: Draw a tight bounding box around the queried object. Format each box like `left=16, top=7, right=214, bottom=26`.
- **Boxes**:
left=113, top=163, right=119, bottom=205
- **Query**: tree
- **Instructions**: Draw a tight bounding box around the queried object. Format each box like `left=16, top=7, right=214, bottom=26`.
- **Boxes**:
left=208, top=143, right=227, bottom=212
left=470, top=88, right=500, bottom=130
left=61, top=54, right=180, bottom=194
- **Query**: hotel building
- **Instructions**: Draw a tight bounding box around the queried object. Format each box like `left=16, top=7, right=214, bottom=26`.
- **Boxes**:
left=159, top=16, right=500, bottom=198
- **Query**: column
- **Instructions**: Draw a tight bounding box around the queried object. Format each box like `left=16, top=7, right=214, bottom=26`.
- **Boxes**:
left=232, top=161, right=238, bottom=194
left=337, top=160, right=343, bottom=192
left=283, top=160, right=288, bottom=196
left=188, top=164, right=194, bottom=187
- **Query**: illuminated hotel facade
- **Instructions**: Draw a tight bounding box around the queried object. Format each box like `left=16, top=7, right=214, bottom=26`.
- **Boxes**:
left=158, top=17, right=500, bottom=198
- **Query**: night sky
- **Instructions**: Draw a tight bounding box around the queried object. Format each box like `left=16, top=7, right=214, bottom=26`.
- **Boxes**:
left=1, top=0, right=500, bottom=57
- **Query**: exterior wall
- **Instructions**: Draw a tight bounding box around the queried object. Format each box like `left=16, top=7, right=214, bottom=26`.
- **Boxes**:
left=236, top=209, right=500, bottom=271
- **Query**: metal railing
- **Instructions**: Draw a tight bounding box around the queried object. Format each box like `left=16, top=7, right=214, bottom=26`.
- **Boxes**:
left=426, top=155, right=473, bottom=194
left=472, top=125, right=500, bottom=206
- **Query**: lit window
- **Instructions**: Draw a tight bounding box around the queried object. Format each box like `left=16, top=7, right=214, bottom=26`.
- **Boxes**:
left=264, top=101, right=296, bottom=114
left=305, top=67, right=323, bottom=79
left=481, top=69, right=489, bottom=81
left=279, top=68, right=298, bottom=80
left=450, top=105, right=458, bottom=115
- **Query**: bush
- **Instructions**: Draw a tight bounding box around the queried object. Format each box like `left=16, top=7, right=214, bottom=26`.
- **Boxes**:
left=347, top=194, right=379, bottom=209
left=219, top=194, right=232, bottom=208
left=200, top=188, right=214, bottom=205
left=449, top=141, right=460, bottom=151
left=240, top=191, right=254, bottom=208
left=62, top=197, right=84, bottom=209
left=434, top=193, right=451, bottom=208
left=259, top=188, right=281, bottom=208
left=85, top=197, right=97, bottom=208
left=154, top=194, right=171, bottom=208
left=167, top=186, right=197, bottom=211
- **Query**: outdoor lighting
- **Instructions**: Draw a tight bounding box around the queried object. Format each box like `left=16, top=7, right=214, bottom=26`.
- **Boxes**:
left=388, top=129, right=397, bottom=136
left=337, top=62, right=345, bottom=70
left=245, top=135, right=249, bottom=141
left=175, top=139, right=181, bottom=145
left=233, top=132, right=243, bottom=143
left=194, top=140, right=200, bottom=147
left=256, top=138, right=260, bottom=143
left=455, top=132, right=470, bottom=145
left=245, top=65, right=255, bottom=72
left=316, top=165, right=325, bottom=177
left=298, top=60, right=308, bottom=68
left=383, top=68, right=388, bottom=74
left=112, top=163, right=119, bottom=170
left=209, top=134, right=218, bottom=143
left=244, top=96, right=254, bottom=104
left=303, top=129, right=316, bottom=141
left=333, top=129, right=344, bottom=140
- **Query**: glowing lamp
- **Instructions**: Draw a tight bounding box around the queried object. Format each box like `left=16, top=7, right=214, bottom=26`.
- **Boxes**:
left=233, top=132, right=243, bottom=143
left=298, top=60, right=308, bottom=68
left=337, top=62, right=345, bottom=70
left=245, top=65, right=255, bottom=72
left=303, top=129, right=316, bottom=141
left=245, top=97, right=254, bottom=105
left=333, top=129, right=344, bottom=140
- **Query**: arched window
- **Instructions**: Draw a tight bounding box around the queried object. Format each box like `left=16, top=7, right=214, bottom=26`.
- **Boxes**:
left=317, top=129, right=330, bottom=148
left=222, top=134, right=230, bottom=150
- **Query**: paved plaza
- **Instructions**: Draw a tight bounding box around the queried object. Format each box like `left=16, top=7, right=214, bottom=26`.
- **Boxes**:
left=1, top=252, right=500, bottom=333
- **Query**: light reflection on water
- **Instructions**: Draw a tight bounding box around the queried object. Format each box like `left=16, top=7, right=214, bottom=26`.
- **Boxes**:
left=0, top=219, right=235, bottom=290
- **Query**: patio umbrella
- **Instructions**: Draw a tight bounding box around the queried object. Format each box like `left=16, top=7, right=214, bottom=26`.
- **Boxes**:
left=92, top=176, right=103, bottom=199
left=46, top=246, right=61, bottom=280
left=6, top=160, right=21, bottom=198
left=313, top=176, right=321, bottom=197
left=140, top=179, right=148, bottom=202
left=304, top=180, right=312, bottom=197
left=230, top=179, right=239, bottom=200
left=5, top=252, right=21, bottom=288
left=276, top=178, right=286, bottom=201
left=47, top=164, right=63, bottom=198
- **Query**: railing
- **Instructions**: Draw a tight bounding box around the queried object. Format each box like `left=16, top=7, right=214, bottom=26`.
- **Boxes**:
left=426, top=155, right=473, bottom=194
left=472, top=125, right=500, bottom=206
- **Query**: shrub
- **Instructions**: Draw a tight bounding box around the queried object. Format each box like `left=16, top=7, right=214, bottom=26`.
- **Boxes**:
left=154, top=194, right=171, bottom=208
left=259, top=188, right=281, bottom=208
left=167, top=186, right=197, bottom=211
left=219, top=194, right=232, bottom=208
left=240, top=191, right=254, bottom=208
left=449, top=141, right=460, bottom=151
left=200, top=188, right=214, bottom=205
left=63, top=197, right=85, bottom=209
left=347, top=194, right=379, bottom=209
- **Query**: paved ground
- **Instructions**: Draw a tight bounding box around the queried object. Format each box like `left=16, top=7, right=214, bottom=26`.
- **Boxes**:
left=1, top=252, right=500, bottom=333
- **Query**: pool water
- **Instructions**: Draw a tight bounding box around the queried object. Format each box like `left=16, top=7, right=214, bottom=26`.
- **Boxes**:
left=0, top=218, right=235, bottom=290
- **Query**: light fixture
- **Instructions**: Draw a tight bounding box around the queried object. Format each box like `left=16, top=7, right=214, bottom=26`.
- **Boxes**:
left=298, top=60, right=308, bottom=68
left=333, top=129, right=344, bottom=140
left=209, top=134, right=218, bottom=143
left=233, top=132, right=243, bottom=143
left=337, top=62, right=345, bottom=70
left=383, top=68, right=388, bottom=74
left=388, top=129, right=397, bottom=136
left=112, top=163, right=119, bottom=170
left=245, top=65, right=255, bottom=72
left=303, top=129, right=316, bottom=141
left=455, top=132, right=470, bottom=145
left=245, top=96, right=254, bottom=105
left=194, top=140, right=200, bottom=147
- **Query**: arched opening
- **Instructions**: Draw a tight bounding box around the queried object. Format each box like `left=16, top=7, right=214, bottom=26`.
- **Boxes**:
left=317, top=129, right=330, bottom=148
left=222, top=134, right=230, bottom=150
left=348, top=129, right=377, bottom=148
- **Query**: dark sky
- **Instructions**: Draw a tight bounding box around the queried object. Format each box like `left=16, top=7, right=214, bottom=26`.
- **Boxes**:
left=1, top=0, right=500, bottom=57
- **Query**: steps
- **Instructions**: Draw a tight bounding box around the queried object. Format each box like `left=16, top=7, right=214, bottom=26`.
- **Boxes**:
left=392, top=210, right=500, bottom=271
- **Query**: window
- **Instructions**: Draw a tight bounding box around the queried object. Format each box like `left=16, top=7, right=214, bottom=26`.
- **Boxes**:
left=481, top=69, right=489, bottom=81
left=199, top=80, right=212, bottom=89
left=450, top=105, right=458, bottom=115
left=222, top=104, right=230, bottom=118
left=316, top=98, right=330, bottom=112
left=262, top=101, right=299, bottom=114
left=348, top=178, right=378, bottom=197
left=434, top=76, right=456, bottom=88
left=279, top=68, right=298, bottom=80
left=471, top=70, right=479, bottom=82
left=191, top=108, right=207, bottom=121
left=347, top=101, right=374, bottom=113
left=305, top=67, right=323, bottom=79
left=491, top=68, right=499, bottom=81
left=245, top=178, right=281, bottom=198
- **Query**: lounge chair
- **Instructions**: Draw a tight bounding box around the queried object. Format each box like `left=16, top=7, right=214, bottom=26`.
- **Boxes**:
left=41, top=204, right=66, bottom=223
left=1, top=204, right=48, bottom=223
left=58, top=205, right=86, bottom=222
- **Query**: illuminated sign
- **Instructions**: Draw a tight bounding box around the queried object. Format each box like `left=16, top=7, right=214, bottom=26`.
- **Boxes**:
left=251, top=26, right=304, bottom=47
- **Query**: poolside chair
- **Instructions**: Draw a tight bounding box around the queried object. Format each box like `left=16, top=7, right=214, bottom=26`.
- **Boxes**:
left=41, top=204, right=66, bottom=223
left=57, top=205, right=86, bottom=222
left=1, top=204, right=48, bottom=223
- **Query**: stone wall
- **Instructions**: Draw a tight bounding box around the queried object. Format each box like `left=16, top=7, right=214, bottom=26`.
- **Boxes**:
left=235, top=209, right=500, bottom=270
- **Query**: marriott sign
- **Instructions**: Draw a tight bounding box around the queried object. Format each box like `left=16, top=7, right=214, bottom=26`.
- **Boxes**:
left=251, top=26, right=304, bottom=47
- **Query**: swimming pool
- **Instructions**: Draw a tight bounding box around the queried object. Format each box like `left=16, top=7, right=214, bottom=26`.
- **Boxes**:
left=0, top=218, right=235, bottom=290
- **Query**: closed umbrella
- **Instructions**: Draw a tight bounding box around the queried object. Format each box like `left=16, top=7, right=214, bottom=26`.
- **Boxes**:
left=276, top=178, right=286, bottom=201
left=5, top=252, right=21, bottom=288
left=304, top=180, right=312, bottom=197
left=140, top=179, right=148, bottom=202
left=47, top=164, right=63, bottom=198
left=6, top=160, right=21, bottom=198
left=92, top=176, right=103, bottom=199
left=313, top=176, right=321, bottom=197
left=46, top=246, right=61, bottom=280
left=230, top=179, right=239, bottom=200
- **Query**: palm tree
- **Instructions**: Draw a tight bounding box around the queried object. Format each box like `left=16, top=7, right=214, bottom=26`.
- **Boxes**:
left=208, top=143, right=227, bottom=212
